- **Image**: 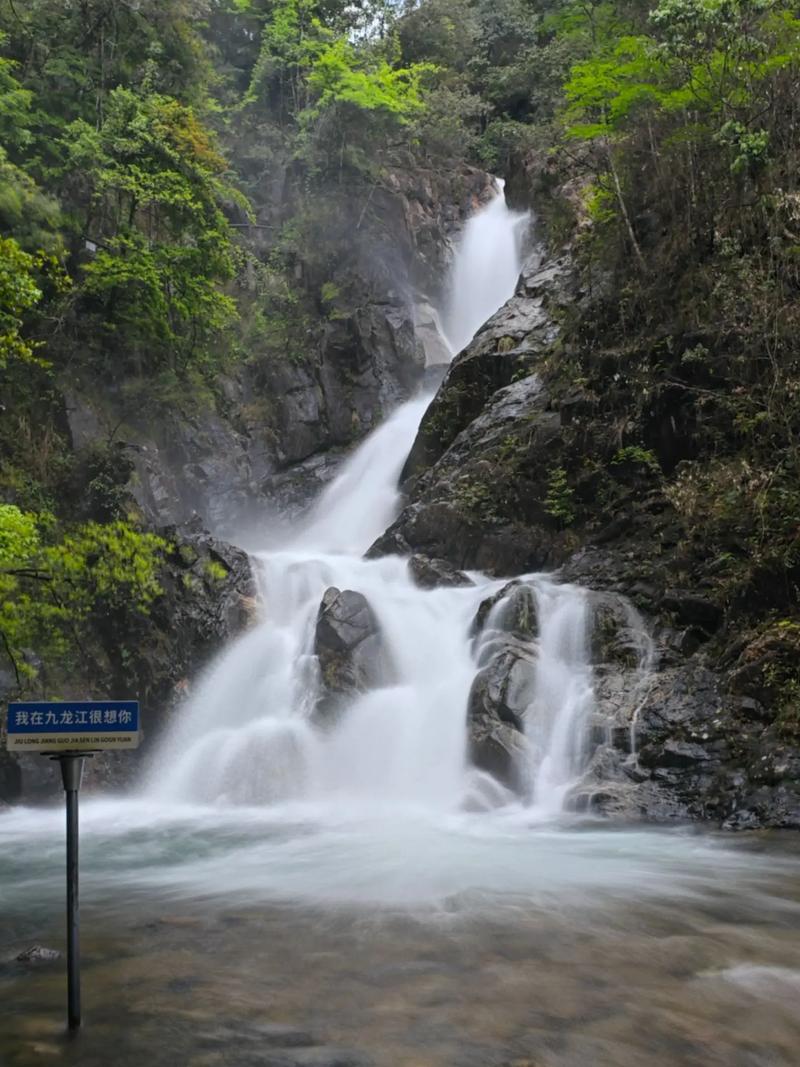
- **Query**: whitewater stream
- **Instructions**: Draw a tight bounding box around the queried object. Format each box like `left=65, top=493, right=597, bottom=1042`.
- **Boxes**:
left=2, top=183, right=799, bottom=1067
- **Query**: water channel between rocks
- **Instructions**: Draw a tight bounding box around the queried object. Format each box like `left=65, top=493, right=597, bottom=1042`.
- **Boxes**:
left=2, top=182, right=800, bottom=1067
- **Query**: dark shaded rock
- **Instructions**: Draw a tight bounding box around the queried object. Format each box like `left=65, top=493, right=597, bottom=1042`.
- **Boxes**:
left=623, top=662, right=800, bottom=827
left=472, top=581, right=538, bottom=640
left=371, top=257, right=583, bottom=577
left=400, top=254, right=570, bottom=486
left=467, top=701, right=530, bottom=793
left=590, top=594, right=649, bottom=669
left=16, top=945, right=60, bottom=963
left=662, top=590, right=722, bottom=632
left=0, top=753, right=21, bottom=803
left=314, top=588, right=388, bottom=719
left=408, top=554, right=473, bottom=589
left=638, top=739, right=711, bottom=770
left=467, top=640, right=537, bottom=792
left=371, top=495, right=556, bottom=577
left=470, top=643, right=537, bottom=732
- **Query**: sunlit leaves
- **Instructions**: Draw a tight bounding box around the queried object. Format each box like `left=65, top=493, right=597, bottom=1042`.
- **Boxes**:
left=0, top=506, right=166, bottom=678
left=306, top=37, right=433, bottom=121
left=0, top=238, right=43, bottom=370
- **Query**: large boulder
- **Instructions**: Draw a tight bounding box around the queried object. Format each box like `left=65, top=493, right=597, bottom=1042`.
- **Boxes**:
left=313, top=588, right=389, bottom=721
left=466, top=582, right=540, bottom=793
left=467, top=641, right=538, bottom=793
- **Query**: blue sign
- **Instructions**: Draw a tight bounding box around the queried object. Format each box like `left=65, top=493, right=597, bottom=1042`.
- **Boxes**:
left=5, top=701, right=140, bottom=752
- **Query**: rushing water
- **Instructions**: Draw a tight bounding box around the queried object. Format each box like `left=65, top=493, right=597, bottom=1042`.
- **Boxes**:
left=442, top=180, right=529, bottom=355
left=2, top=182, right=800, bottom=1066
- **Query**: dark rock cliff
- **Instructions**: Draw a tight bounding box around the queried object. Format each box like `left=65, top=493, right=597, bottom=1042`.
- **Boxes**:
left=370, top=240, right=800, bottom=830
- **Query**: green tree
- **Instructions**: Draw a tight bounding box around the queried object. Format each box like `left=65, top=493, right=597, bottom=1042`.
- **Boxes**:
left=0, top=504, right=166, bottom=687
left=0, top=237, right=44, bottom=370
left=61, top=87, right=246, bottom=371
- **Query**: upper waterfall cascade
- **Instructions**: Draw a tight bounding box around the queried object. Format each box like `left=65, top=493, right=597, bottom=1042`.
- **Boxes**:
left=442, top=181, right=529, bottom=356
left=148, top=183, right=639, bottom=816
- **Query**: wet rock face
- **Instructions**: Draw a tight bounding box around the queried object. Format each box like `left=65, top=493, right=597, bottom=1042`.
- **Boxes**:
left=467, top=642, right=537, bottom=793
left=473, top=582, right=538, bottom=640
left=630, top=663, right=800, bottom=828
left=368, top=232, right=800, bottom=828
left=314, top=588, right=388, bottom=721
left=407, top=555, right=473, bottom=589
left=372, top=254, right=577, bottom=577
left=466, top=583, right=539, bottom=794
left=400, top=255, right=569, bottom=489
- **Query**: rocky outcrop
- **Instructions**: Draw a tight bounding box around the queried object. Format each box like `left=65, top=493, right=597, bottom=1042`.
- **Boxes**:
left=370, top=253, right=577, bottom=574
left=466, top=582, right=539, bottom=793
left=370, top=234, right=800, bottom=829
left=313, top=588, right=389, bottom=721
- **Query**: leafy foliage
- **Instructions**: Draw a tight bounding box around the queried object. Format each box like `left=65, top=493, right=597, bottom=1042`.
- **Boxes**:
left=0, top=238, right=44, bottom=369
left=0, top=504, right=165, bottom=683
left=544, top=465, right=576, bottom=526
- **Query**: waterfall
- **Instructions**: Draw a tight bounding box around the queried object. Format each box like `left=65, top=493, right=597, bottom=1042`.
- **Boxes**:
left=442, top=180, right=529, bottom=355
left=529, top=583, right=594, bottom=814
left=147, top=183, right=599, bottom=816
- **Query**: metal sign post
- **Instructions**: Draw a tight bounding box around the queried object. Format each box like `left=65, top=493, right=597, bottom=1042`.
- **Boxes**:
left=56, top=753, right=86, bottom=1031
left=4, top=700, right=140, bottom=1032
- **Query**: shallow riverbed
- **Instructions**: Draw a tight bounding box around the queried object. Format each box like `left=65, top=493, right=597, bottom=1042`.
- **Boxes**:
left=2, top=801, right=800, bottom=1067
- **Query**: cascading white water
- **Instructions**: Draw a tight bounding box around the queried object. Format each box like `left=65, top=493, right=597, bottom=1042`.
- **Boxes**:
left=529, top=583, right=594, bottom=814
left=442, top=180, right=529, bottom=355
left=293, top=395, right=431, bottom=556
left=148, top=182, right=594, bottom=817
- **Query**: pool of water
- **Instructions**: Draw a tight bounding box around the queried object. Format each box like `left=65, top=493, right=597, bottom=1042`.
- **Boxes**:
left=2, top=801, right=799, bottom=1066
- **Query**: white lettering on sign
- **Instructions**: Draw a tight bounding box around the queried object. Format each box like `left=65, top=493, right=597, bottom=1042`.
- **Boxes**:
left=7, top=733, right=140, bottom=751
left=5, top=701, right=140, bottom=753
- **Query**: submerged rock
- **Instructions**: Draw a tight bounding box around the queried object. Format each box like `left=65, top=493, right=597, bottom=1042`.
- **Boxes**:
left=407, top=554, right=473, bottom=589
left=467, top=582, right=540, bottom=794
left=473, top=581, right=538, bottom=640
left=16, top=945, right=60, bottom=963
